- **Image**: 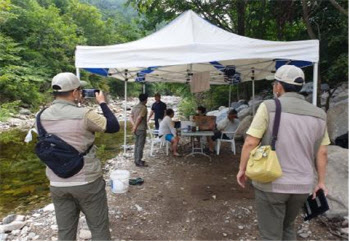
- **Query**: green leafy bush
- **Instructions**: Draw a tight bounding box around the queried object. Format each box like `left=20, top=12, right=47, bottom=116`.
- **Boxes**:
left=0, top=100, right=21, bottom=121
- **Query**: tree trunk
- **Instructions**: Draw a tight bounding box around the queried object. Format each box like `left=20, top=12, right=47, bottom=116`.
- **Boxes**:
left=329, top=0, right=348, bottom=16
left=236, top=0, right=246, bottom=35
left=301, top=0, right=317, bottom=39
left=258, top=0, right=266, bottom=38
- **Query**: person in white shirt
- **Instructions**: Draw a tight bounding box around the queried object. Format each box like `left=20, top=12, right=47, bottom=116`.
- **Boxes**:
left=209, top=109, right=239, bottom=152
left=159, top=109, right=181, bottom=156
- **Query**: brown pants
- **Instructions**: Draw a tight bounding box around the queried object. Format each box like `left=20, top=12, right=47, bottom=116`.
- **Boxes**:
left=50, top=177, right=111, bottom=241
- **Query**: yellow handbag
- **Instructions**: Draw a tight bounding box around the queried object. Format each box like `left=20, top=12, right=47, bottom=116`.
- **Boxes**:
left=245, top=99, right=283, bottom=183
left=245, top=145, right=282, bottom=183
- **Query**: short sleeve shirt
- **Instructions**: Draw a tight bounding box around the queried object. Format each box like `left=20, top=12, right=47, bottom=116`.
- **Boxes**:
left=246, top=103, right=331, bottom=145
left=151, top=101, right=167, bottom=120
left=131, top=102, right=148, bottom=130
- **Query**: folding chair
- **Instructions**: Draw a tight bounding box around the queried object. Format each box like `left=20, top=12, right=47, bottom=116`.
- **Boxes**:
left=216, top=131, right=236, bottom=155
left=147, top=128, right=162, bottom=156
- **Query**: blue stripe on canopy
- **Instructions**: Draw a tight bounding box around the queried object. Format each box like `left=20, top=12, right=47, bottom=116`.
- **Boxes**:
left=84, top=68, right=109, bottom=76
left=210, top=61, right=225, bottom=72
left=275, top=60, right=313, bottom=70
left=135, top=66, right=158, bottom=82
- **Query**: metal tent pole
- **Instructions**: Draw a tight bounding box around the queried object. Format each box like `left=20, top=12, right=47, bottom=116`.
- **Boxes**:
left=251, top=68, right=255, bottom=115
left=312, top=62, right=318, bottom=106
left=228, top=84, right=232, bottom=107
left=76, top=68, right=80, bottom=79
left=143, top=83, right=146, bottom=94
left=123, top=70, right=128, bottom=154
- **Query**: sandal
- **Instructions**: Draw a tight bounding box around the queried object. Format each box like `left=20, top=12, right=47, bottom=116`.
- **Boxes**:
left=173, top=152, right=182, bottom=157
left=129, top=177, right=144, bottom=185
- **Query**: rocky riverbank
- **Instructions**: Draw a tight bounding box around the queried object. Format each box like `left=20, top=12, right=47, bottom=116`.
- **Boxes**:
left=0, top=96, right=182, bottom=133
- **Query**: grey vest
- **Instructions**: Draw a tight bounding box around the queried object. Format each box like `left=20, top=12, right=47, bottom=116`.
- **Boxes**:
left=253, top=93, right=327, bottom=194
left=40, top=100, right=102, bottom=187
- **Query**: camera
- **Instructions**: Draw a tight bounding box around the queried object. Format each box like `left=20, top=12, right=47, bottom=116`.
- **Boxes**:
left=82, top=89, right=100, bottom=98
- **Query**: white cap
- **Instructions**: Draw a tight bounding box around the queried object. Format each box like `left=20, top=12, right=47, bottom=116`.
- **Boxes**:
left=274, top=65, right=305, bottom=86
left=51, top=72, right=86, bottom=92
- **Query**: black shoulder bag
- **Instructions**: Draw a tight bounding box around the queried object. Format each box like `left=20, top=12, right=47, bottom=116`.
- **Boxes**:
left=35, top=108, right=93, bottom=178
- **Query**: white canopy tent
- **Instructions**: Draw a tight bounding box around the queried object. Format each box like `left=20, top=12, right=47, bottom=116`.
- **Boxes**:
left=75, top=10, right=320, bottom=153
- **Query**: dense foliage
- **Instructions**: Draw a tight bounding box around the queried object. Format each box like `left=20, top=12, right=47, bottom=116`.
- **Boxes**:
left=0, top=0, right=144, bottom=119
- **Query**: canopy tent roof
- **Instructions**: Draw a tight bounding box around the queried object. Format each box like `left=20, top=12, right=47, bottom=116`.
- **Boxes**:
left=75, top=10, right=319, bottom=84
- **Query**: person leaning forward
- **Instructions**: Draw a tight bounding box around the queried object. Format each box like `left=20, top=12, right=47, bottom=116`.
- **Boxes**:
left=131, top=93, right=149, bottom=167
left=209, top=109, right=239, bottom=153
left=37, top=72, right=120, bottom=241
left=236, top=65, right=330, bottom=241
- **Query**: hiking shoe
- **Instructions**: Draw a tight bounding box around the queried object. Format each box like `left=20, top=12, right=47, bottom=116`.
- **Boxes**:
left=135, top=160, right=148, bottom=167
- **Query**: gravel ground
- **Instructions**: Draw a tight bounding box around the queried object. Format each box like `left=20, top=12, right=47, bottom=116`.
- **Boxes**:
left=1, top=126, right=348, bottom=241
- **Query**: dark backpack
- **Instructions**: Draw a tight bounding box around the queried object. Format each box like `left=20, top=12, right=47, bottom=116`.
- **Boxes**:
left=35, top=108, right=93, bottom=178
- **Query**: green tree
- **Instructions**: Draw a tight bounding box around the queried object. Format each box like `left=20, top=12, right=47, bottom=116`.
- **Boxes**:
left=128, top=0, right=348, bottom=107
left=2, top=0, right=85, bottom=74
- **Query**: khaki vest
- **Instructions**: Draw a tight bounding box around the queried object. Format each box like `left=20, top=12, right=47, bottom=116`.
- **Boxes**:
left=253, top=93, right=327, bottom=194
left=39, top=100, right=102, bottom=187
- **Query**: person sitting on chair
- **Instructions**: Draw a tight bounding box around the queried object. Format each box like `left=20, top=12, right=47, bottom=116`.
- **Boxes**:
left=159, top=108, right=181, bottom=157
left=194, top=105, right=217, bottom=154
left=209, top=109, right=239, bottom=152
left=195, top=106, right=206, bottom=116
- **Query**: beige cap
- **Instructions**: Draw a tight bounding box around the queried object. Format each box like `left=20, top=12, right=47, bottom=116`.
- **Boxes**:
left=274, top=65, right=305, bottom=86
left=51, top=72, right=87, bottom=92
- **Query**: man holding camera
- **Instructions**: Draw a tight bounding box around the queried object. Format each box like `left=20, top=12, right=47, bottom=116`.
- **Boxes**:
left=37, top=72, right=119, bottom=240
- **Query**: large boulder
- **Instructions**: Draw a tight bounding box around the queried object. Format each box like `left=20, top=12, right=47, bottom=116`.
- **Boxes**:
left=331, top=90, right=348, bottom=106
left=235, top=115, right=253, bottom=140
left=231, top=100, right=248, bottom=110
left=2, top=214, right=16, bottom=225
left=300, top=82, right=330, bottom=94
left=327, top=102, right=348, bottom=143
left=207, top=108, right=229, bottom=124
left=325, top=145, right=348, bottom=218
left=235, top=104, right=249, bottom=113
left=237, top=108, right=252, bottom=121
left=248, top=100, right=264, bottom=110
left=248, top=95, right=263, bottom=105
left=0, top=221, right=26, bottom=233
left=19, top=108, right=31, bottom=115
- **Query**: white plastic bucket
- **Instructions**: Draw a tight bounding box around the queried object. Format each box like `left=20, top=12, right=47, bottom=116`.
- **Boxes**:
left=110, top=170, right=130, bottom=194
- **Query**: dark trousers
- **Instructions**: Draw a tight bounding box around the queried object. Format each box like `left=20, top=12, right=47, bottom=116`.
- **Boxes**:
left=254, top=188, right=308, bottom=241
left=211, top=130, right=230, bottom=141
left=134, top=129, right=147, bottom=164
left=154, top=118, right=162, bottom=130
left=50, top=177, right=111, bottom=241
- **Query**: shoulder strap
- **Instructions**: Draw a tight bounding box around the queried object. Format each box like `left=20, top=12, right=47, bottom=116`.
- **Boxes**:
left=271, top=98, right=281, bottom=150
left=81, top=143, right=94, bottom=156
left=36, top=108, right=47, bottom=136
left=36, top=107, right=94, bottom=155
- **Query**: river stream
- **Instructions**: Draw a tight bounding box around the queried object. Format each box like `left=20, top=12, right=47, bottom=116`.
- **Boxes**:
left=0, top=122, right=132, bottom=218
